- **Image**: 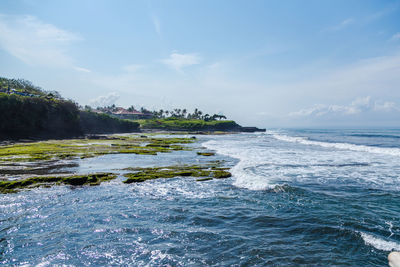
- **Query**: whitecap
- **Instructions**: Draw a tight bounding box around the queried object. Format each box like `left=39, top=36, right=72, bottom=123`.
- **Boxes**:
left=203, top=138, right=281, bottom=190
left=359, top=232, right=400, bottom=251
left=269, top=131, right=400, bottom=157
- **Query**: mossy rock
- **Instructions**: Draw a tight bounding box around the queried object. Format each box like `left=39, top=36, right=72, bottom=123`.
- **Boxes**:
left=0, top=136, right=194, bottom=163
left=123, top=164, right=231, bottom=184
left=213, top=170, right=232, bottom=179
left=0, top=173, right=117, bottom=194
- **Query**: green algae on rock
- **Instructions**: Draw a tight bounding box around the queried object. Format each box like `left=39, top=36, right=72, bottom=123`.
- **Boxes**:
left=0, top=173, right=117, bottom=194
left=0, top=135, right=195, bottom=162
left=213, top=170, right=232, bottom=179
left=123, top=164, right=231, bottom=183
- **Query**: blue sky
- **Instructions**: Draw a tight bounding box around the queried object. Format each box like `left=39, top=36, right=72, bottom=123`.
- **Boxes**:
left=0, top=0, right=400, bottom=127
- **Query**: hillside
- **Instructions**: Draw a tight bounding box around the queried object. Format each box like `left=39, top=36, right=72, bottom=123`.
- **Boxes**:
left=0, top=78, right=47, bottom=97
left=0, top=77, right=139, bottom=140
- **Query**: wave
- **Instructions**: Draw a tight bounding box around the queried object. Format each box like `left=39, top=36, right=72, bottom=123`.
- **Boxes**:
left=203, top=139, right=280, bottom=191
left=269, top=132, right=400, bottom=157
left=359, top=232, right=400, bottom=251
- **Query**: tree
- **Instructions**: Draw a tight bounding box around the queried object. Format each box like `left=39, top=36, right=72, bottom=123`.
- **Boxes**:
left=212, top=114, right=226, bottom=120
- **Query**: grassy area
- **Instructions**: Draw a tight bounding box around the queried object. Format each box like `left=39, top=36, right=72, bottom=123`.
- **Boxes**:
left=0, top=92, right=139, bottom=140
left=134, top=118, right=240, bottom=131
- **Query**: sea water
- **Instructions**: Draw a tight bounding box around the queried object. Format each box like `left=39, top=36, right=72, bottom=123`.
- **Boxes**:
left=1, top=129, right=400, bottom=266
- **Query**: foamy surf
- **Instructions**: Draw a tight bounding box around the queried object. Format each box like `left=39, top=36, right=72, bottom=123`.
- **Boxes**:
left=359, top=232, right=400, bottom=251
left=269, top=131, right=400, bottom=157
left=203, top=138, right=281, bottom=190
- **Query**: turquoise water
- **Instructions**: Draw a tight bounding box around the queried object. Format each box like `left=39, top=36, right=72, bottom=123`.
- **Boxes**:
left=1, top=130, right=400, bottom=266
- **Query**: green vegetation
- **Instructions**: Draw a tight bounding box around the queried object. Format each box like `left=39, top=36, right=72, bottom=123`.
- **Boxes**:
left=79, top=111, right=139, bottom=134
left=0, top=92, right=82, bottom=139
left=0, top=136, right=195, bottom=162
left=123, top=164, right=232, bottom=183
left=0, top=77, right=139, bottom=140
left=0, top=77, right=48, bottom=97
left=97, top=105, right=227, bottom=122
left=213, top=170, right=232, bottom=178
left=135, top=118, right=240, bottom=131
left=0, top=173, right=117, bottom=194
left=149, top=107, right=227, bottom=121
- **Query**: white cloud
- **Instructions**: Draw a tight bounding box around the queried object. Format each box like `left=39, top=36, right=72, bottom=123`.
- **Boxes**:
left=289, top=96, right=400, bottom=117
left=273, top=52, right=400, bottom=106
left=74, top=66, right=91, bottom=73
left=0, top=14, right=80, bottom=68
left=89, top=92, right=120, bottom=107
left=391, top=32, right=400, bottom=41
left=374, top=101, right=400, bottom=111
left=161, top=52, right=201, bottom=71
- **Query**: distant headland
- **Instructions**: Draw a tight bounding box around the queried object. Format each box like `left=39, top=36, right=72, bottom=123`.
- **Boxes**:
left=0, top=77, right=264, bottom=140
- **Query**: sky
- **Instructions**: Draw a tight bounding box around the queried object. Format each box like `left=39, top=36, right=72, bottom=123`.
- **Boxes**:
left=0, top=0, right=400, bottom=127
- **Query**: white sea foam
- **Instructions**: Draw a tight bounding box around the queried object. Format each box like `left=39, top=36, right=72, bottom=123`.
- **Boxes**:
left=203, top=138, right=280, bottom=190
left=203, top=132, right=400, bottom=191
left=359, top=232, right=400, bottom=251
left=269, top=131, right=400, bottom=157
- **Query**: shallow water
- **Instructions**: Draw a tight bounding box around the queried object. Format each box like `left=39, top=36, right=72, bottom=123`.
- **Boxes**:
left=1, top=130, right=400, bottom=266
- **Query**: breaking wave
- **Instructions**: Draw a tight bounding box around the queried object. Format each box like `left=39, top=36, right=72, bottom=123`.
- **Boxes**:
left=269, top=132, right=400, bottom=157
left=359, top=232, right=400, bottom=251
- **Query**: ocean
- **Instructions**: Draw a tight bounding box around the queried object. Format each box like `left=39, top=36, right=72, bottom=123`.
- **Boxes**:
left=1, top=129, right=400, bottom=266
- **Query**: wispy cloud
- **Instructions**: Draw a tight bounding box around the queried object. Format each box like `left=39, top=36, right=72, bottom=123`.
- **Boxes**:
left=390, top=32, right=400, bottom=41
left=374, top=100, right=399, bottom=112
left=366, top=3, right=400, bottom=22
left=326, top=18, right=354, bottom=31
left=151, top=14, right=161, bottom=38
left=74, top=66, right=91, bottom=73
left=161, top=52, right=201, bottom=71
left=89, top=92, right=120, bottom=107
left=0, top=14, right=81, bottom=69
